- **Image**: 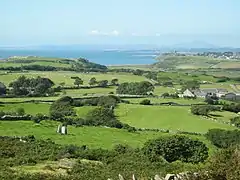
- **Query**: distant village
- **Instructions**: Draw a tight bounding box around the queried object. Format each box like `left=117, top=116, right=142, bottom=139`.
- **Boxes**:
left=162, top=51, right=240, bottom=60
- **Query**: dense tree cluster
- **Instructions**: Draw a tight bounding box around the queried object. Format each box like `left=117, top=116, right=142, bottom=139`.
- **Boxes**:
left=0, top=82, right=6, bottom=95
left=72, top=58, right=108, bottom=72
left=231, top=116, right=240, bottom=128
left=206, top=129, right=240, bottom=148
left=143, top=135, right=208, bottom=163
left=145, top=72, right=158, bottom=81
left=9, top=76, right=54, bottom=96
left=72, top=95, right=121, bottom=108
left=222, top=103, right=240, bottom=113
left=97, top=80, right=108, bottom=87
left=161, top=92, right=179, bottom=99
left=181, top=80, right=200, bottom=91
left=84, top=107, right=122, bottom=128
left=116, top=81, right=154, bottom=95
left=191, top=105, right=219, bottom=116
left=49, top=96, right=76, bottom=120
left=205, top=93, right=219, bottom=105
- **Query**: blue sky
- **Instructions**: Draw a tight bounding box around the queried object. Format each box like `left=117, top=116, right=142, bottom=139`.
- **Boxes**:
left=0, top=0, right=239, bottom=46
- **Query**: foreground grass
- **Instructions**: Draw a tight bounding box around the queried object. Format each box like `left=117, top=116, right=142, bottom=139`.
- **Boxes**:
left=116, top=104, right=235, bottom=133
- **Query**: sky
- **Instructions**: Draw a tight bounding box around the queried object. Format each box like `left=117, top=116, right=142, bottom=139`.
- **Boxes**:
left=0, top=0, right=240, bottom=47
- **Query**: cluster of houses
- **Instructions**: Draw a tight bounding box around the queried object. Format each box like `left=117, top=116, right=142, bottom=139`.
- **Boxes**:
left=179, top=88, right=240, bottom=101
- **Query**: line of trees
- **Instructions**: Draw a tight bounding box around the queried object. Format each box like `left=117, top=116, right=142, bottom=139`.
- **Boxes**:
left=71, top=77, right=118, bottom=88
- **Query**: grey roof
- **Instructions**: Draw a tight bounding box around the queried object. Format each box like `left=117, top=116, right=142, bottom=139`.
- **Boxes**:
left=200, top=88, right=228, bottom=93
left=201, top=88, right=218, bottom=93
left=193, top=91, right=207, bottom=97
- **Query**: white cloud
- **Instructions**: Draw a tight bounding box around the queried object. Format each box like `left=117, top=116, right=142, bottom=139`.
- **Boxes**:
left=89, top=30, right=101, bottom=35
left=88, top=30, right=120, bottom=36
left=111, top=30, right=120, bottom=36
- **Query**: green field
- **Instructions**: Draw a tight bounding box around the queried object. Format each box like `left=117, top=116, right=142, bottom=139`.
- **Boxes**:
left=155, top=55, right=240, bottom=70
left=123, top=97, right=205, bottom=104
left=0, top=71, right=147, bottom=86
left=0, top=120, right=216, bottom=152
left=154, top=86, right=177, bottom=95
left=116, top=104, right=235, bottom=133
left=0, top=96, right=58, bottom=103
left=157, top=71, right=217, bottom=83
left=0, top=103, right=50, bottom=115
left=0, top=61, right=72, bottom=68
left=75, top=106, right=95, bottom=117
left=209, top=111, right=238, bottom=123
left=200, top=83, right=233, bottom=91
left=64, top=87, right=116, bottom=97
left=0, top=120, right=166, bottom=149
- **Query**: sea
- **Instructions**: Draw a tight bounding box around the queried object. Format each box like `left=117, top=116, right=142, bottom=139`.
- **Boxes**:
left=0, top=49, right=159, bottom=65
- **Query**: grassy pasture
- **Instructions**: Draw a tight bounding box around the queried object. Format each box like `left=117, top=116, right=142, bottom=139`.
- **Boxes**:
left=0, top=120, right=166, bottom=149
left=116, top=104, right=235, bottom=133
left=155, top=55, right=240, bottom=70
left=0, top=71, right=147, bottom=86
left=157, top=71, right=217, bottom=83
left=123, top=97, right=205, bottom=105
left=200, top=83, right=233, bottom=91
left=154, top=86, right=177, bottom=95
left=209, top=111, right=237, bottom=123
left=64, top=87, right=116, bottom=97
left=0, top=120, right=216, bottom=151
left=212, top=61, right=240, bottom=69
left=0, top=97, right=58, bottom=103
left=0, top=61, right=72, bottom=68
left=0, top=103, right=96, bottom=117
left=108, top=64, right=153, bottom=71
left=75, top=106, right=95, bottom=117
left=0, top=103, right=50, bottom=115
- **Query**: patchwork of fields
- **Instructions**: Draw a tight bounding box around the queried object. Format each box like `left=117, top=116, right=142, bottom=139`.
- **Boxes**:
left=0, top=56, right=239, bottom=152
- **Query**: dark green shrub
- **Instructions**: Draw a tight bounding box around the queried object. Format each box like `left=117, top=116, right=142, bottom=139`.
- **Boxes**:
left=16, top=108, right=25, bottom=116
left=140, top=99, right=151, bottom=105
left=231, top=116, right=240, bottom=128
left=206, top=129, right=240, bottom=148
left=143, top=135, right=208, bottom=163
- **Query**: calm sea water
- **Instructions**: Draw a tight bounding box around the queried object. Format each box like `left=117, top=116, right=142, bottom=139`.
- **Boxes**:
left=0, top=49, right=158, bottom=65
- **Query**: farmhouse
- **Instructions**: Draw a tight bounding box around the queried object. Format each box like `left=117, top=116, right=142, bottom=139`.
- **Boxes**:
left=180, top=88, right=228, bottom=98
left=200, top=88, right=228, bottom=97
left=222, top=92, right=240, bottom=101
left=179, top=89, right=195, bottom=98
